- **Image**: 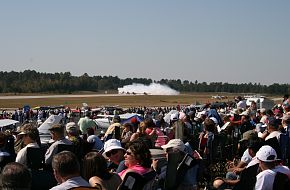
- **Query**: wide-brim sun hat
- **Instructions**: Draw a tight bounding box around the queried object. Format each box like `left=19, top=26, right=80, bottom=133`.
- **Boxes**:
left=102, top=139, right=125, bottom=158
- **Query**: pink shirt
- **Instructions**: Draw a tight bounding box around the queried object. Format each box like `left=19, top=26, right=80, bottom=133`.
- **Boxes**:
left=118, top=164, right=150, bottom=178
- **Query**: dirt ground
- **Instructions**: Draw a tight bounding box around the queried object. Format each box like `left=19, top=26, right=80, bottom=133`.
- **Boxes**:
left=0, top=92, right=279, bottom=110
left=0, top=93, right=237, bottom=109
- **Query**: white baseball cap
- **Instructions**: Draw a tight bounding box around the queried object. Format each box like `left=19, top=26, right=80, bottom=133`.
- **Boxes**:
left=256, top=145, right=277, bottom=162
left=161, top=139, right=185, bottom=152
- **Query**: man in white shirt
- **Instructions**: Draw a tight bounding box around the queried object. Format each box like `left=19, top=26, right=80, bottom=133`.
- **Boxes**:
left=255, top=145, right=277, bottom=190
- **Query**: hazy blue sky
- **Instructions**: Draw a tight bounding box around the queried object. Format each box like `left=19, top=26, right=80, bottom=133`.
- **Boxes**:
left=1, top=1, right=289, bottom=85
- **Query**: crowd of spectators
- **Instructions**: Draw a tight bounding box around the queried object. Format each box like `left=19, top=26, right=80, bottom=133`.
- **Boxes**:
left=0, top=94, right=289, bottom=190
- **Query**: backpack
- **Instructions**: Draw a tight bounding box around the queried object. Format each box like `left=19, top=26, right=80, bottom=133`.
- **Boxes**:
left=118, top=171, right=158, bottom=190
left=279, top=127, right=290, bottom=164
left=272, top=172, right=290, bottom=190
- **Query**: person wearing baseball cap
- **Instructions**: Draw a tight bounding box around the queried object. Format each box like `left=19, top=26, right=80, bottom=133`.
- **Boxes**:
left=161, top=138, right=186, bottom=153
left=15, top=123, right=41, bottom=167
left=159, top=139, right=199, bottom=189
left=255, top=145, right=277, bottom=190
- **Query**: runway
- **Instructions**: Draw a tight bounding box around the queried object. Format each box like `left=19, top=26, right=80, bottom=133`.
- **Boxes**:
left=0, top=94, right=129, bottom=100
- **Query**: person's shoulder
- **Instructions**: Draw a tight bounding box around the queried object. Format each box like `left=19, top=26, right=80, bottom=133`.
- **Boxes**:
left=257, top=169, right=276, bottom=178
left=89, top=176, right=103, bottom=185
left=49, top=184, right=63, bottom=190
left=110, top=173, right=122, bottom=184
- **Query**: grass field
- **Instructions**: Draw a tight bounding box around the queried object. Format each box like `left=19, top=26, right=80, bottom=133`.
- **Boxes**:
left=0, top=93, right=237, bottom=109
left=0, top=92, right=279, bottom=109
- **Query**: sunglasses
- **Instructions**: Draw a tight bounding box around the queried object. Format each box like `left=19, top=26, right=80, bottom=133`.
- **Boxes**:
left=125, top=151, right=133, bottom=156
left=106, top=149, right=118, bottom=157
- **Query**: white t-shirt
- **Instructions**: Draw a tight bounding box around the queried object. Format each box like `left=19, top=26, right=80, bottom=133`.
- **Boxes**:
left=265, top=131, right=282, bottom=142
left=241, top=148, right=252, bottom=165
left=255, top=169, right=276, bottom=190
left=246, top=156, right=259, bottom=168
left=237, top=100, right=247, bottom=110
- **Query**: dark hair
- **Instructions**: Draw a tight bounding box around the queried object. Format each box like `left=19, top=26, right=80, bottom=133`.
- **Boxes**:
left=204, top=118, right=215, bottom=133
left=127, top=139, right=152, bottom=168
left=144, top=118, right=155, bottom=128
left=0, top=162, right=31, bottom=189
left=268, top=118, right=279, bottom=130
left=123, top=123, right=133, bottom=131
left=82, top=152, right=111, bottom=181
left=85, top=111, right=91, bottom=117
left=247, top=138, right=262, bottom=153
left=52, top=151, right=80, bottom=177
left=87, top=127, right=95, bottom=136
left=49, top=124, right=65, bottom=138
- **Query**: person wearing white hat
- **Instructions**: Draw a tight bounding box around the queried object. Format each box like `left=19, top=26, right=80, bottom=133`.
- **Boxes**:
left=255, top=145, right=277, bottom=190
left=159, top=139, right=199, bottom=190
left=102, top=139, right=126, bottom=173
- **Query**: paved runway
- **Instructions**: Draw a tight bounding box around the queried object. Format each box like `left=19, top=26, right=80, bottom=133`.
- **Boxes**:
left=0, top=94, right=129, bottom=99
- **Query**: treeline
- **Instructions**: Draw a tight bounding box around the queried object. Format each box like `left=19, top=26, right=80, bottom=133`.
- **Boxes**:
left=0, top=70, right=289, bottom=94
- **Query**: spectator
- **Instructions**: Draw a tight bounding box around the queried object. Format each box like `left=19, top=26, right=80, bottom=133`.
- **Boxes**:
left=118, top=139, right=152, bottom=179
left=78, top=111, right=97, bottom=137
left=260, top=108, right=268, bottom=124
left=261, top=119, right=282, bottom=142
left=15, top=123, right=41, bottom=166
left=104, top=115, right=122, bottom=141
left=87, top=128, right=103, bottom=151
left=130, top=121, right=153, bottom=148
left=255, top=145, right=277, bottom=190
left=159, top=138, right=199, bottom=190
left=121, top=123, right=133, bottom=145
left=103, top=139, right=126, bottom=173
left=0, top=162, right=32, bottom=190
left=82, top=152, right=122, bottom=189
left=236, top=96, right=247, bottom=110
left=45, top=124, right=73, bottom=165
left=51, top=151, right=90, bottom=190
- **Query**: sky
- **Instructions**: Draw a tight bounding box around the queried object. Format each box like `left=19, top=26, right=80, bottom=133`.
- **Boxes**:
left=0, top=1, right=289, bottom=85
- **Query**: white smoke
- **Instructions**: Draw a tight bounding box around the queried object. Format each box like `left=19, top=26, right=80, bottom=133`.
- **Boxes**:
left=118, top=83, right=180, bottom=95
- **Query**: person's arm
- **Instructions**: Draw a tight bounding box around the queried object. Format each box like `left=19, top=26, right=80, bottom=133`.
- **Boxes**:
left=228, top=161, right=247, bottom=173
left=129, top=132, right=138, bottom=141
left=45, top=143, right=57, bottom=165
left=260, top=130, right=269, bottom=140
left=224, top=178, right=240, bottom=186
left=89, top=176, right=102, bottom=188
